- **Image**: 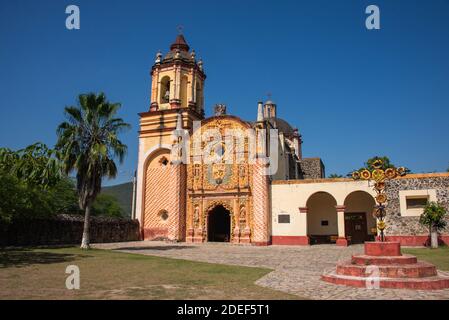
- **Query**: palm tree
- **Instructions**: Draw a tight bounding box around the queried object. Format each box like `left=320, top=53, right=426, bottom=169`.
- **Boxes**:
left=56, top=93, right=130, bottom=249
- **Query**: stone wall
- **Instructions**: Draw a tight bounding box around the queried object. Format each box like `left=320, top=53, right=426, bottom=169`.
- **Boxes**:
left=385, top=176, right=449, bottom=236
left=298, top=158, right=325, bottom=179
left=0, top=214, right=141, bottom=246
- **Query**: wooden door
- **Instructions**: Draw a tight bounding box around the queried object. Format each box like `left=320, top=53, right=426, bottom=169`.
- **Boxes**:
left=344, top=212, right=368, bottom=244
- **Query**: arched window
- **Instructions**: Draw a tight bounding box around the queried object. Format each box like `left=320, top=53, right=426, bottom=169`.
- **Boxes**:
left=159, top=156, right=169, bottom=167
left=158, top=210, right=169, bottom=222
left=160, top=76, right=171, bottom=104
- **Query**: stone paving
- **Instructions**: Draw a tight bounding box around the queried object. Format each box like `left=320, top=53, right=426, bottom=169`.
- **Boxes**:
left=93, top=241, right=449, bottom=300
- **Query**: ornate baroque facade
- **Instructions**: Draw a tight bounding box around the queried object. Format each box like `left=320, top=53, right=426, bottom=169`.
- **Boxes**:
left=135, top=35, right=315, bottom=245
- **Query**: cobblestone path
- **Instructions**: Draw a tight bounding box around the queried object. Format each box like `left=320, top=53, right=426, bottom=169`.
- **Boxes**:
left=93, top=241, right=449, bottom=300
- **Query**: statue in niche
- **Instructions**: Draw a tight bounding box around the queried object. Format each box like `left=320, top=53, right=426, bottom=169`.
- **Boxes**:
left=239, top=205, right=247, bottom=229
left=162, top=81, right=170, bottom=103
left=171, top=136, right=183, bottom=164
left=193, top=205, right=200, bottom=228
left=194, top=164, right=201, bottom=177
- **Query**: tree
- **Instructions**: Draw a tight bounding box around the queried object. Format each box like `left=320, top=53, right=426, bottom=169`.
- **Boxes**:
left=328, top=174, right=343, bottom=178
left=0, top=143, right=62, bottom=189
left=0, top=171, right=79, bottom=223
left=0, top=143, right=66, bottom=223
left=92, top=194, right=124, bottom=218
left=419, top=202, right=447, bottom=249
left=56, top=93, right=130, bottom=249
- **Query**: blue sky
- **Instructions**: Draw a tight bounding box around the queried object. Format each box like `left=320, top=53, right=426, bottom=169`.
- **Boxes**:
left=1, top=0, right=448, bottom=185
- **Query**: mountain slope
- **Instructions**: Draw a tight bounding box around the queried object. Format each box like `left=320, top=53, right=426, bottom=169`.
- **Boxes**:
left=101, top=182, right=133, bottom=218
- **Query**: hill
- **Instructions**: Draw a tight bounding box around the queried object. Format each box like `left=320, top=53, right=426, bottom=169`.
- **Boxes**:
left=101, top=182, right=133, bottom=218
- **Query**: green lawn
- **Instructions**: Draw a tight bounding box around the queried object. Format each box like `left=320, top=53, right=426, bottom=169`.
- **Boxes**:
left=0, top=247, right=298, bottom=300
left=402, top=247, right=449, bottom=271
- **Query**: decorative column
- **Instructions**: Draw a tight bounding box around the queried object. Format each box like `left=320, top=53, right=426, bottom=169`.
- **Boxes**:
left=189, top=69, right=196, bottom=109
left=232, top=197, right=240, bottom=243
left=186, top=199, right=195, bottom=243
left=335, top=205, right=348, bottom=246
left=193, top=199, right=205, bottom=243
left=239, top=198, right=251, bottom=244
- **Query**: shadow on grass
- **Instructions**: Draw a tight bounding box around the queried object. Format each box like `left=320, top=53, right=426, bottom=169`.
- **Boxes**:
left=113, top=246, right=196, bottom=251
left=0, top=247, right=85, bottom=268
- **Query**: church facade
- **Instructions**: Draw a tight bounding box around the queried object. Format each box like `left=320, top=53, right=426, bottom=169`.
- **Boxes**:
left=135, top=35, right=449, bottom=247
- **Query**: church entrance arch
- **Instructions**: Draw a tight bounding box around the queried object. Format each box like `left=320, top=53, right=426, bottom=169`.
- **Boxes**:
left=207, top=205, right=231, bottom=242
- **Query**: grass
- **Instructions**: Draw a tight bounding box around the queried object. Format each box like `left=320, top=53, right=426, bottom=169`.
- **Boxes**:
left=0, top=247, right=298, bottom=300
left=402, top=246, right=449, bottom=271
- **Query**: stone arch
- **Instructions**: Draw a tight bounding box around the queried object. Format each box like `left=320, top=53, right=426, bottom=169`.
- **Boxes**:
left=344, top=191, right=377, bottom=242
left=137, top=146, right=174, bottom=237
left=204, top=200, right=233, bottom=217
left=306, top=192, right=338, bottom=244
left=136, top=144, right=173, bottom=224
left=205, top=201, right=233, bottom=242
left=160, top=76, right=171, bottom=104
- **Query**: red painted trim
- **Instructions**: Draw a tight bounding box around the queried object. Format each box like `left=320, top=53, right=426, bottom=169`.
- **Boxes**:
left=365, top=241, right=401, bottom=256
left=336, top=237, right=349, bottom=246
left=272, top=236, right=310, bottom=245
left=252, top=241, right=270, bottom=246
left=298, top=207, right=308, bottom=213
left=143, top=227, right=168, bottom=240
left=384, top=235, right=449, bottom=247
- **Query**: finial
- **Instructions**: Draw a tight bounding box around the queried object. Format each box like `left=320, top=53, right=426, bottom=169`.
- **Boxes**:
left=257, top=101, right=264, bottom=122
left=155, top=50, right=162, bottom=63
left=198, top=58, right=203, bottom=71
left=191, top=49, right=196, bottom=60
left=177, top=25, right=184, bottom=35
left=214, top=104, right=227, bottom=116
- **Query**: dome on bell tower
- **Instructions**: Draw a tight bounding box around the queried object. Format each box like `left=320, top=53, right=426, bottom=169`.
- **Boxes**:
left=170, top=34, right=190, bottom=52
left=149, top=33, right=206, bottom=116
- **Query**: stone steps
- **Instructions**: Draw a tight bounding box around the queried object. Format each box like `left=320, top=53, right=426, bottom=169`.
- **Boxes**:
left=321, top=242, right=449, bottom=290
left=351, top=254, right=417, bottom=265
left=336, top=260, right=437, bottom=278
left=322, top=271, right=449, bottom=290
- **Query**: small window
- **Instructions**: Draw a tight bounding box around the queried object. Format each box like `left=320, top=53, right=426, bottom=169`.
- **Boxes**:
left=278, top=214, right=290, bottom=223
left=406, top=197, right=428, bottom=209
left=158, top=210, right=169, bottom=222
left=159, top=157, right=169, bottom=167
left=321, top=220, right=329, bottom=226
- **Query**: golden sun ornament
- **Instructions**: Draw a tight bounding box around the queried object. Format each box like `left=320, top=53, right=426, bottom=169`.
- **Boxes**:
left=351, top=159, right=407, bottom=242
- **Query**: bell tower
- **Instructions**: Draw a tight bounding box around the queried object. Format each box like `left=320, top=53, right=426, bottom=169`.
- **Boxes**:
left=135, top=34, right=206, bottom=241
left=149, top=34, right=206, bottom=115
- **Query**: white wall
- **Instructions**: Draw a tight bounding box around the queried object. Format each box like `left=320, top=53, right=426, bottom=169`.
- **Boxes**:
left=271, top=180, right=376, bottom=237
